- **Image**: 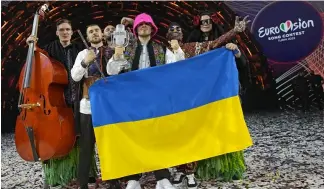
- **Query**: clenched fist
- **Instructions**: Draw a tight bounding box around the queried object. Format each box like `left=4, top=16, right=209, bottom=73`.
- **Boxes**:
left=84, top=49, right=96, bottom=65
left=225, top=43, right=241, bottom=58
left=225, top=43, right=238, bottom=51
left=121, top=17, right=134, bottom=27
left=26, top=35, right=38, bottom=45
left=169, top=40, right=180, bottom=51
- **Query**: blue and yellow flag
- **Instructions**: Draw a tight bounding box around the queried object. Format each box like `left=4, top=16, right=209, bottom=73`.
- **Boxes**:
left=89, top=47, right=253, bottom=180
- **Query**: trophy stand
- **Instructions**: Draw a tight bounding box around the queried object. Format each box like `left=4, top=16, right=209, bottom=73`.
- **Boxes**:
left=107, top=24, right=131, bottom=75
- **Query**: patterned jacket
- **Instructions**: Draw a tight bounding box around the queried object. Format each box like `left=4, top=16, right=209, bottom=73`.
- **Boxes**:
left=124, top=40, right=165, bottom=66
left=181, top=29, right=237, bottom=58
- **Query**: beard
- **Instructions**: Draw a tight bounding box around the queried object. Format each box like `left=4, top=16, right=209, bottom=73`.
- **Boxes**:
left=90, top=37, right=102, bottom=44
left=166, top=31, right=183, bottom=41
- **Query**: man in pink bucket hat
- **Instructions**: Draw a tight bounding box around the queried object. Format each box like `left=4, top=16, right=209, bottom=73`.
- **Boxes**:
left=107, top=13, right=184, bottom=75
left=132, top=13, right=158, bottom=37
left=107, top=13, right=184, bottom=189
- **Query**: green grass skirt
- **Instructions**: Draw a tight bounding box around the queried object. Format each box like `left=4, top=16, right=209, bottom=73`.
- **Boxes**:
left=42, top=146, right=98, bottom=186
left=196, top=150, right=246, bottom=181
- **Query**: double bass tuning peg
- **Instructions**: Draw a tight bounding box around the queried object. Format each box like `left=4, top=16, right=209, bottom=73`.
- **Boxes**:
left=38, top=4, right=49, bottom=17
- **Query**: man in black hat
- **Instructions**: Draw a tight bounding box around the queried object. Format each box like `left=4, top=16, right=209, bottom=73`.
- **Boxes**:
left=165, top=17, right=249, bottom=188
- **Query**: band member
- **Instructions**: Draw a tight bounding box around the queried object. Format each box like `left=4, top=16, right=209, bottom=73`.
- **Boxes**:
left=103, top=24, right=116, bottom=48
left=26, top=19, right=87, bottom=188
left=165, top=22, right=197, bottom=189
left=165, top=22, right=185, bottom=64
left=186, top=11, right=247, bottom=182
left=166, top=12, right=249, bottom=183
left=107, top=13, right=183, bottom=189
left=184, top=12, right=247, bottom=58
left=165, top=19, right=246, bottom=188
left=71, top=24, right=113, bottom=189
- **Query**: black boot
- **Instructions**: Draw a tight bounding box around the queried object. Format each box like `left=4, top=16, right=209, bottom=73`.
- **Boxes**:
left=109, top=180, right=122, bottom=189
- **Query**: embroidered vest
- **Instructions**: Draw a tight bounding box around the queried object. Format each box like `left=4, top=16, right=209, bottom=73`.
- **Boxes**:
left=124, top=40, right=165, bottom=69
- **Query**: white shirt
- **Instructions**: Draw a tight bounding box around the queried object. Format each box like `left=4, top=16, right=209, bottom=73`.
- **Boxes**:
left=165, top=47, right=185, bottom=64
left=71, top=48, right=102, bottom=115
left=139, top=44, right=150, bottom=69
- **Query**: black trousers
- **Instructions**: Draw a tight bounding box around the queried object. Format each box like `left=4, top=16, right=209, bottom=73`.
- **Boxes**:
left=78, top=113, right=96, bottom=188
left=124, top=168, right=170, bottom=182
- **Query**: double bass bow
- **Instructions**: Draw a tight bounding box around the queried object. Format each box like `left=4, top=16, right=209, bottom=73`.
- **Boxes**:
left=15, top=4, right=76, bottom=162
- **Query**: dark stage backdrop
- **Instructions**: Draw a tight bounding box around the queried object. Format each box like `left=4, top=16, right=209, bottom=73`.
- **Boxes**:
left=1, top=1, right=323, bottom=133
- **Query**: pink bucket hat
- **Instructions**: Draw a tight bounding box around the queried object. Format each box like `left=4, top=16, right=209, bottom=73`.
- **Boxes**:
left=133, top=13, right=158, bottom=37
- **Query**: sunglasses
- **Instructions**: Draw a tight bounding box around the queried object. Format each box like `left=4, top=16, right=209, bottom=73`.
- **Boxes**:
left=200, top=19, right=212, bottom=25
left=169, top=26, right=181, bottom=32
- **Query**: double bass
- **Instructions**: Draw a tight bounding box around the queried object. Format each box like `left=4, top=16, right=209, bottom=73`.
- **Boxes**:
left=15, top=4, right=75, bottom=162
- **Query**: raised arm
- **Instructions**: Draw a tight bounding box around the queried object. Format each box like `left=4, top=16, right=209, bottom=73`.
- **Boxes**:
left=165, top=40, right=185, bottom=64
left=210, top=16, right=250, bottom=49
left=71, top=49, right=96, bottom=81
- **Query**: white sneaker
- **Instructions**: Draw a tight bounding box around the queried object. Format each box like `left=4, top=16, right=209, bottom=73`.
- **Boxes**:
left=186, top=174, right=198, bottom=189
left=156, top=178, right=176, bottom=189
left=171, top=172, right=186, bottom=188
left=126, top=180, right=141, bottom=189
left=168, top=168, right=177, bottom=178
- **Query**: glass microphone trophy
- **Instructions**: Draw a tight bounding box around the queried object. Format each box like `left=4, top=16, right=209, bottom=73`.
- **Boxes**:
left=107, top=24, right=131, bottom=75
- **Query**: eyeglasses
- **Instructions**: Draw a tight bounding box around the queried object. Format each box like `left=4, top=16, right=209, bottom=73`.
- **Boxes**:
left=169, top=26, right=181, bottom=32
left=200, top=19, right=212, bottom=25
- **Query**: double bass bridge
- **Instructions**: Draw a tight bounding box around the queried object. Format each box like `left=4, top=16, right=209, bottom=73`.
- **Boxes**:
left=18, top=102, right=40, bottom=110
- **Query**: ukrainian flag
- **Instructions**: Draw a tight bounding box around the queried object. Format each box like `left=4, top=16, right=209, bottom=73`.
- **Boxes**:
left=89, top=47, right=253, bottom=180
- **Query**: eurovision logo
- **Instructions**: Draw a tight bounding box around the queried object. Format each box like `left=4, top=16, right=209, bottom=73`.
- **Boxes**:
left=280, top=21, right=293, bottom=33
left=251, top=2, right=323, bottom=63
left=258, top=18, right=315, bottom=41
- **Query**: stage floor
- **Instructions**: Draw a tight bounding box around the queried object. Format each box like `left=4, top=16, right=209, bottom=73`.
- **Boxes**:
left=1, top=110, right=324, bottom=189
